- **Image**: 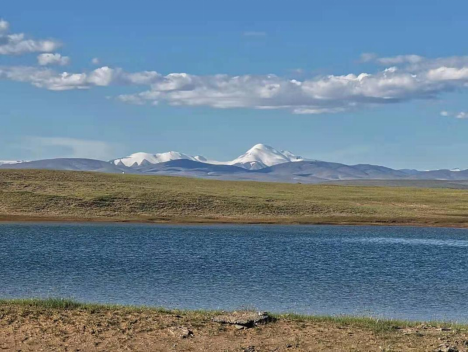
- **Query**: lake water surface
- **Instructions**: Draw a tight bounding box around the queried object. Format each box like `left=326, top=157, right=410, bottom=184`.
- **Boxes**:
left=1, top=223, right=468, bottom=322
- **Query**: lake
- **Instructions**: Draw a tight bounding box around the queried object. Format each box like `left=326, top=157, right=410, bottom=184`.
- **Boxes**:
left=1, top=223, right=468, bottom=322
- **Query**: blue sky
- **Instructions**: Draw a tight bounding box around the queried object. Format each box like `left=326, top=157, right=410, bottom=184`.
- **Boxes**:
left=2, top=0, right=468, bottom=169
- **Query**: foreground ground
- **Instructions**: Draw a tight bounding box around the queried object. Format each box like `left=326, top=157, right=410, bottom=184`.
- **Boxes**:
left=2, top=169, right=468, bottom=227
left=0, top=299, right=466, bottom=352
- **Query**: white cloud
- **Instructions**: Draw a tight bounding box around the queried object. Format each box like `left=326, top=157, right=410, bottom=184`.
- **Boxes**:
left=456, top=112, right=468, bottom=119
left=426, top=66, right=468, bottom=81
left=87, top=66, right=116, bottom=86
left=3, top=21, right=468, bottom=116
left=26, top=137, right=117, bottom=160
left=113, top=64, right=468, bottom=113
left=0, top=66, right=90, bottom=90
left=440, top=111, right=449, bottom=117
left=361, top=53, right=468, bottom=71
left=91, top=57, right=100, bottom=65
left=0, top=20, right=61, bottom=55
left=37, top=53, right=70, bottom=66
left=5, top=55, right=468, bottom=114
left=0, top=66, right=163, bottom=91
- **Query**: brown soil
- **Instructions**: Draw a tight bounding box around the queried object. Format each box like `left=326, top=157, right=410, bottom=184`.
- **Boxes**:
left=0, top=306, right=466, bottom=351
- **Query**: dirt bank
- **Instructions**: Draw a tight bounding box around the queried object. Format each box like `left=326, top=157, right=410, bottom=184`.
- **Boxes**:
left=0, top=300, right=466, bottom=351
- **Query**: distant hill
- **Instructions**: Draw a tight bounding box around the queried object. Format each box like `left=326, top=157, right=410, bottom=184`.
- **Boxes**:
left=0, top=158, right=128, bottom=173
left=111, top=143, right=309, bottom=171
left=3, top=155, right=468, bottom=185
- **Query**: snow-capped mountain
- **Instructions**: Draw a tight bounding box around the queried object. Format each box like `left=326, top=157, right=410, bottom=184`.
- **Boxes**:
left=113, top=151, right=204, bottom=167
left=226, top=144, right=308, bottom=170
left=4, top=151, right=468, bottom=185
left=112, top=144, right=308, bottom=170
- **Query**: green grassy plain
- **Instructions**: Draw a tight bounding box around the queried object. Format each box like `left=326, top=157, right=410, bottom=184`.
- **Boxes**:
left=1, top=169, right=468, bottom=227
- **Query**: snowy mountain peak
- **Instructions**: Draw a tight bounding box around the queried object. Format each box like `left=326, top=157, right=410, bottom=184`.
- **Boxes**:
left=251, top=143, right=273, bottom=150
left=230, top=144, right=292, bottom=168
left=111, top=144, right=310, bottom=170
left=112, top=151, right=196, bottom=167
left=228, top=144, right=307, bottom=169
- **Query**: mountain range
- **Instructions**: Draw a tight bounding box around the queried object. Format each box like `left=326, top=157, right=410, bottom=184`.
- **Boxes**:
left=112, top=144, right=310, bottom=170
left=2, top=144, right=468, bottom=184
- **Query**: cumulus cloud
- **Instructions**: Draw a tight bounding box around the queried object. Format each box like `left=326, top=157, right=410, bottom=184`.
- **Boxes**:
left=0, top=20, right=61, bottom=55
left=91, top=57, right=100, bottom=65
left=113, top=61, right=468, bottom=114
left=4, top=18, right=468, bottom=116
left=426, top=66, right=468, bottom=81
left=0, top=66, right=162, bottom=91
left=5, top=55, right=468, bottom=114
left=37, top=53, right=70, bottom=66
left=0, top=66, right=89, bottom=90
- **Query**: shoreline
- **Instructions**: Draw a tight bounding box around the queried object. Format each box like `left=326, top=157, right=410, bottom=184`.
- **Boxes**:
left=0, top=299, right=466, bottom=351
left=2, top=214, right=468, bottom=229
left=0, top=298, right=465, bottom=326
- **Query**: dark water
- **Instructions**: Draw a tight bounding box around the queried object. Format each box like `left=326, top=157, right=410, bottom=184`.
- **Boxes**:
left=1, top=223, right=468, bottom=322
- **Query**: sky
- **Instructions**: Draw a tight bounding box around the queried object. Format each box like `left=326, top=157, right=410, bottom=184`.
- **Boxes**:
left=2, top=0, right=468, bottom=169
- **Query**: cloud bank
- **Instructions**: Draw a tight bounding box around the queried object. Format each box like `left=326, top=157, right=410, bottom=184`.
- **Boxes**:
left=2, top=19, right=468, bottom=115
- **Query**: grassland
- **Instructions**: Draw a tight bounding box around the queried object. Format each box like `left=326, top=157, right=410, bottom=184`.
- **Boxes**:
left=0, top=299, right=466, bottom=351
left=2, top=169, right=468, bottom=227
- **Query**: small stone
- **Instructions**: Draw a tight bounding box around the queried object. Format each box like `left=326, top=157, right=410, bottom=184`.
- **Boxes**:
left=235, top=324, right=246, bottom=330
left=213, top=311, right=274, bottom=328
left=434, top=343, right=459, bottom=352
left=242, top=346, right=256, bottom=352
left=168, top=326, right=193, bottom=339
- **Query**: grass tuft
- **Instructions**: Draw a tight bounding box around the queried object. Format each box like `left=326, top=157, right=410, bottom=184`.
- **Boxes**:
left=273, top=312, right=468, bottom=333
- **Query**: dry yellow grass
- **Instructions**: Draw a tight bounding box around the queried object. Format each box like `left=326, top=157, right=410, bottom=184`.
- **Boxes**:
left=1, top=169, right=468, bottom=227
